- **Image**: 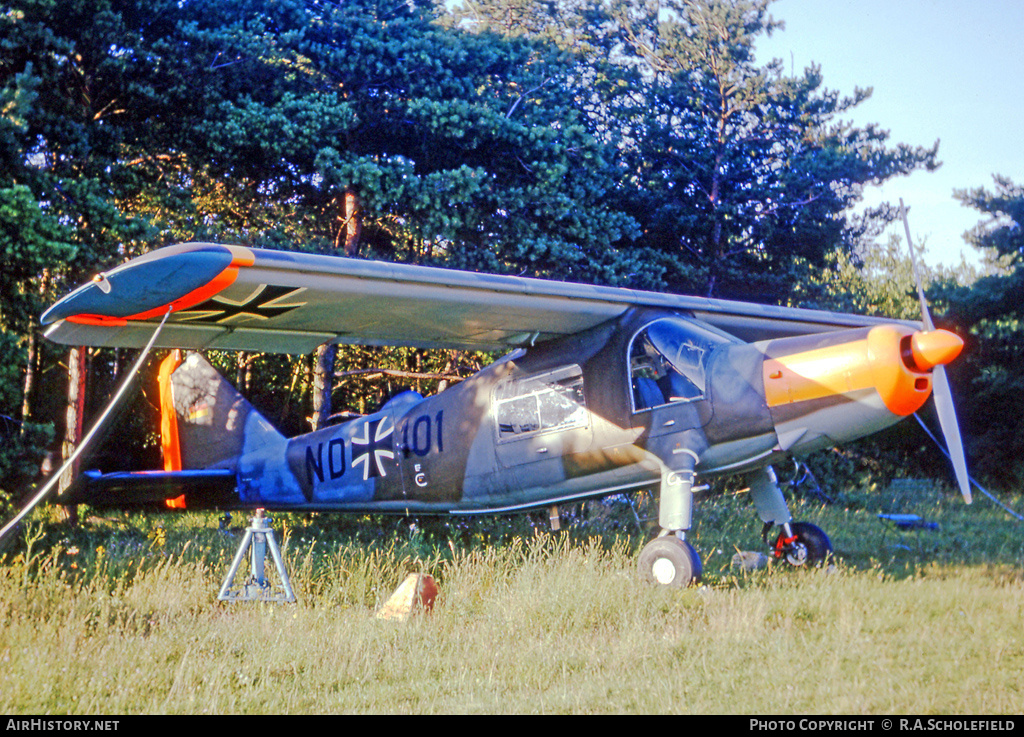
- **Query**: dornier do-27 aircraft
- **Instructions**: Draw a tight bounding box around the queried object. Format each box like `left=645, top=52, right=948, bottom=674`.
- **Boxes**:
left=41, top=242, right=970, bottom=586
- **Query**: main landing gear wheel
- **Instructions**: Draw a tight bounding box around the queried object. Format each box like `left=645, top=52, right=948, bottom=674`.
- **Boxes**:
left=775, top=521, right=833, bottom=567
left=638, top=536, right=702, bottom=587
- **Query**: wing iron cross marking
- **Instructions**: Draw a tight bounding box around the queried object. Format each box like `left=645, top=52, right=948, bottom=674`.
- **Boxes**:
left=176, top=285, right=308, bottom=325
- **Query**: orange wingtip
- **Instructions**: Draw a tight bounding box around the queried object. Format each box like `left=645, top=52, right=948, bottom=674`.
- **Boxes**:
left=63, top=246, right=255, bottom=326
left=65, top=314, right=129, bottom=326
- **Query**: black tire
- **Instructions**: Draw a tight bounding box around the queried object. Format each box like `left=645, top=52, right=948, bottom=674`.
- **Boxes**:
left=637, top=536, right=703, bottom=586
left=785, top=522, right=833, bottom=566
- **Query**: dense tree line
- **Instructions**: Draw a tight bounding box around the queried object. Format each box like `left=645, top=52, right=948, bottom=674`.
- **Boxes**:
left=937, top=178, right=1024, bottom=487
left=0, top=0, right=1018, bottom=506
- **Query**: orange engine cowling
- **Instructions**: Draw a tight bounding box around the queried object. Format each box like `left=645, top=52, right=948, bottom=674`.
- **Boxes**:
left=763, top=325, right=963, bottom=417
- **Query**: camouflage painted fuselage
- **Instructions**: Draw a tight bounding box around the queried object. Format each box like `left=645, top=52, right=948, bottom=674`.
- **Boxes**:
left=187, top=306, right=925, bottom=514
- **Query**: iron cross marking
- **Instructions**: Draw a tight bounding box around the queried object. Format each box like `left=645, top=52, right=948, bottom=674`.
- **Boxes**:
left=176, top=285, right=307, bottom=324
left=352, top=417, right=395, bottom=481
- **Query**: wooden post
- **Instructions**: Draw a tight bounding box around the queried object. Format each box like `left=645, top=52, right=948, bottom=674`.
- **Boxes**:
left=311, top=344, right=336, bottom=432
left=57, top=346, right=87, bottom=522
left=20, top=331, right=37, bottom=421
left=342, top=188, right=361, bottom=257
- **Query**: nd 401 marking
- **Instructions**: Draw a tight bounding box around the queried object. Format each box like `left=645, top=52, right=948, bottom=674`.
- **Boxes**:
left=401, top=411, right=444, bottom=457
left=302, top=411, right=445, bottom=493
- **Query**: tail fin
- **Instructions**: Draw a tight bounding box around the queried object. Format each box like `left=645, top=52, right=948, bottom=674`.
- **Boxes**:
left=159, top=351, right=285, bottom=473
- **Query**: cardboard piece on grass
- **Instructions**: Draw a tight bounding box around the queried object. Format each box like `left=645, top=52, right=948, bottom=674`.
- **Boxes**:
left=732, top=550, right=770, bottom=571
left=375, top=573, right=438, bottom=621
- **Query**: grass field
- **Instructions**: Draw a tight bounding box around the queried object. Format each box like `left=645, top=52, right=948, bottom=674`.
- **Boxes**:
left=1, top=481, right=1022, bottom=714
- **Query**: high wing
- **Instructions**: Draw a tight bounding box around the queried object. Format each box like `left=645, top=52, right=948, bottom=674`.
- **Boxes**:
left=43, top=243, right=915, bottom=353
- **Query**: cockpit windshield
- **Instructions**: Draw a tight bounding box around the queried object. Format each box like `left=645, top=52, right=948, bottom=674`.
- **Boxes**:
left=629, top=317, right=731, bottom=411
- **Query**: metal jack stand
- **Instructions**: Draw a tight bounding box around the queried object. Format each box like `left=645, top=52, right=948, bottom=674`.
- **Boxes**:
left=218, top=509, right=296, bottom=603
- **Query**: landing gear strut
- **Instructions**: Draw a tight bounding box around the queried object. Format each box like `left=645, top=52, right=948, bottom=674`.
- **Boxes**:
left=639, top=441, right=704, bottom=587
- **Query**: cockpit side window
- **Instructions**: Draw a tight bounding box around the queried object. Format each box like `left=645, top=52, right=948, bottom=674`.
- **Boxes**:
left=629, top=318, right=726, bottom=412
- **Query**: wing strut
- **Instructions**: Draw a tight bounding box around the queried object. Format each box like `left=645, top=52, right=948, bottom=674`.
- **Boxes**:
left=0, top=308, right=173, bottom=543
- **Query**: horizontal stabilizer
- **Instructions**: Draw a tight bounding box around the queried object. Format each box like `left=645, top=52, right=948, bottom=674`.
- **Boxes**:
left=64, top=469, right=238, bottom=507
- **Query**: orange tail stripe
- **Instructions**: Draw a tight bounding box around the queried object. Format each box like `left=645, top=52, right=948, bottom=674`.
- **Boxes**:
left=158, top=350, right=187, bottom=509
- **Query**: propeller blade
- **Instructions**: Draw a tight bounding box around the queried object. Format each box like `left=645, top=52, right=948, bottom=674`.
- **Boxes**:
left=900, top=198, right=972, bottom=504
left=931, top=365, right=972, bottom=504
left=900, top=198, right=936, bottom=331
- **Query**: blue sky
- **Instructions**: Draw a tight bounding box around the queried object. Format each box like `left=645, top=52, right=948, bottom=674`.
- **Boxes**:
left=755, top=0, right=1024, bottom=268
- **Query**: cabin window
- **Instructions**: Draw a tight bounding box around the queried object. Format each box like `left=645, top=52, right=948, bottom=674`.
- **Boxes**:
left=495, top=365, right=587, bottom=440
left=629, top=318, right=728, bottom=412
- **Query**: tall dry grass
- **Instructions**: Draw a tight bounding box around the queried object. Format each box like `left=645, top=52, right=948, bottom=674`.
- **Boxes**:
left=1, top=486, right=1022, bottom=714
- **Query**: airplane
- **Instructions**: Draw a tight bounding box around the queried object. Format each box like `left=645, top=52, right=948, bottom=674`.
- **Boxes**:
left=39, top=241, right=970, bottom=587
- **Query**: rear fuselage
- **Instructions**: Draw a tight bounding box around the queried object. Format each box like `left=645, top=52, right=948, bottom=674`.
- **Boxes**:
left=231, top=307, right=927, bottom=513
